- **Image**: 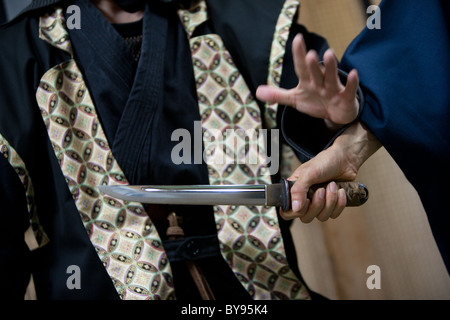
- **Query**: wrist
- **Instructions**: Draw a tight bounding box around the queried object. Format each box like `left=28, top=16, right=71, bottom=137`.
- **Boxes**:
left=323, top=95, right=360, bottom=131
left=339, top=121, right=381, bottom=172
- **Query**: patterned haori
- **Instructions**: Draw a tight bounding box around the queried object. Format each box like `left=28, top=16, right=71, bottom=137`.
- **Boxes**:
left=37, top=58, right=175, bottom=300
left=179, top=0, right=309, bottom=300
left=37, top=9, right=174, bottom=300
left=34, top=1, right=310, bottom=300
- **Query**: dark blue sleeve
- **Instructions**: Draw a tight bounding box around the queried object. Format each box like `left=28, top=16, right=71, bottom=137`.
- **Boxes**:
left=340, top=0, right=450, bottom=272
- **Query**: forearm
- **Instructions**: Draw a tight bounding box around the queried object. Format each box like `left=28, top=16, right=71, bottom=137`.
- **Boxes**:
left=336, top=121, right=382, bottom=176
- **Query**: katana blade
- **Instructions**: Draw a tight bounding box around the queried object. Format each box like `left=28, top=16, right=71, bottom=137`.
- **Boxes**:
left=98, top=183, right=270, bottom=206
left=98, top=179, right=368, bottom=211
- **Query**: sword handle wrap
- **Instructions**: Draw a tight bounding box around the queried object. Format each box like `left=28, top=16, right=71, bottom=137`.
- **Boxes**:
left=280, top=178, right=369, bottom=212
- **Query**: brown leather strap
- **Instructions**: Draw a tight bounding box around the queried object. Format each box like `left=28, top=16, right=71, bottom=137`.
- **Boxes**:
left=166, top=212, right=216, bottom=300
left=186, top=260, right=215, bottom=300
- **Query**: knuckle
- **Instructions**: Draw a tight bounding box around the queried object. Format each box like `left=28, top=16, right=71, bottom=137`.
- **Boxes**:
left=280, top=210, right=296, bottom=221
left=300, top=213, right=314, bottom=224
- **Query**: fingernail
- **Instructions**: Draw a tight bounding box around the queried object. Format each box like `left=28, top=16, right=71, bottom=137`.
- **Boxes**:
left=292, top=200, right=301, bottom=212
left=329, top=182, right=337, bottom=193
left=318, top=188, right=325, bottom=199
left=255, top=86, right=271, bottom=101
left=339, top=188, right=346, bottom=199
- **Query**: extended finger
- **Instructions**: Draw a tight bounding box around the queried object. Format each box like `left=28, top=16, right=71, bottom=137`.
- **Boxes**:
left=342, top=69, right=359, bottom=102
left=305, top=50, right=324, bottom=87
left=323, top=49, right=340, bottom=93
left=292, top=34, right=309, bottom=82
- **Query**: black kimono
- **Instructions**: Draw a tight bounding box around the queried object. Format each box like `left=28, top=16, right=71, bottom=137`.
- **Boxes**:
left=0, top=0, right=330, bottom=299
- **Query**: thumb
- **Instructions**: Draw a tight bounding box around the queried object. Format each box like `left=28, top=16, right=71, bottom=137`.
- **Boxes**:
left=256, top=85, right=296, bottom=106
left=287, top=148, right=339, bottom=214
left=287, top=166, right=315, bottom=215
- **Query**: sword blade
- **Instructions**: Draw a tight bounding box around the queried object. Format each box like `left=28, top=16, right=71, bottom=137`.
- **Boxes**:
left=98, top=184, right=274, bottom=207
left=98, top=179, right=369, bottom=211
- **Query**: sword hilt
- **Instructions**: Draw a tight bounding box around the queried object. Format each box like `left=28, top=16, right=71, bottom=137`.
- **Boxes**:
left=280, top=178, right=369, bottom=212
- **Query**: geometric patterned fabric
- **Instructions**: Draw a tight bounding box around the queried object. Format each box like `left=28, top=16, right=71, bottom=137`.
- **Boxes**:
left=35, top=1, right=310, bottom=300
left=37, top=9, right=175, bottom=300
left=178, top=0, right=310, bottom=299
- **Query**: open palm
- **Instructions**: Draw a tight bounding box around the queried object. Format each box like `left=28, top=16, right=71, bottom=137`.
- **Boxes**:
left=256, top=34, right=360, bottom=129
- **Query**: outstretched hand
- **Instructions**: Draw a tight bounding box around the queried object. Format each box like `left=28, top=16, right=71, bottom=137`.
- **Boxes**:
left=256, top=34, right=360, bottom=129
left=255, top=33, right=367, bottom=222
